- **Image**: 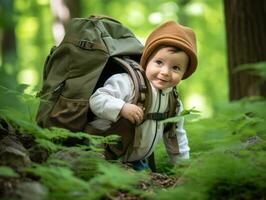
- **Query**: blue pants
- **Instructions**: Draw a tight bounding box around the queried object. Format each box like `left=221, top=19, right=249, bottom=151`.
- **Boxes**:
left=129, top=159, right=149, bottom=171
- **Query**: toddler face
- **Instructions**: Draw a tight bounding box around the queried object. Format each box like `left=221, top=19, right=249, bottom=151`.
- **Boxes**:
left=145, top=47, right=189, bottom=90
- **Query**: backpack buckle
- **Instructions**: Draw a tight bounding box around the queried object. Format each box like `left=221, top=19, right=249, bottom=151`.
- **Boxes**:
left=146, top=113, right=168, bottom=121
left=78, top=40, right=93, bottom=50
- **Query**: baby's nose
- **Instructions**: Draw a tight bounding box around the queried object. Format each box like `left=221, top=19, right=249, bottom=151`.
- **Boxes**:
left=160, top=66, right=170, bottom=75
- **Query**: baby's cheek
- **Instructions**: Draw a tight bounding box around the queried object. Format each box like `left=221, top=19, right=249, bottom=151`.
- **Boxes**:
left=172, top=76, right=181, bottom=84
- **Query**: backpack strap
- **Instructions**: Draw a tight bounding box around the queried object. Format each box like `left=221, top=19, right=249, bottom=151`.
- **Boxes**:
left=164, top=88, right=180, bottom=138
left=146, top=89, right=180, bottom=172
left=112, top=57, right=151, bottom=112
left=168, top=88, right=180, bottom=119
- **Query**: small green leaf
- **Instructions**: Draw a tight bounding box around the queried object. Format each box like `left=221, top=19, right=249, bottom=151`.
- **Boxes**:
left=162, top=107, right=201, bottom=124
left=0, top=166, right=19, bottom=178
left=235, top=62, right=266, bottom=79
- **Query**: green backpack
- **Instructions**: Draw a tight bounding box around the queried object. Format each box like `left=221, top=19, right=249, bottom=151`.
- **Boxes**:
left=36, top=15, right=178, bottom=169
left=37, top=15, right=148, bottom=129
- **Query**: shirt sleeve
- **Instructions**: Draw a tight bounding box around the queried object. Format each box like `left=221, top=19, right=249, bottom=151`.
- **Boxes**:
left=89, top=73, right=134, bottom=122
left=163, top=99, right=190, bottom=164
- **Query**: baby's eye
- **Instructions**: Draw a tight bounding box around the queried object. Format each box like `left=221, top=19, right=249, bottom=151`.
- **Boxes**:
left=172, top=65, right=181, bottom=72
left=155, top=60, right=163, bottom=65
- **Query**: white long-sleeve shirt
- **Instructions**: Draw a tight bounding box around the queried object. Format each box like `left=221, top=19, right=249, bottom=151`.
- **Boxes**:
left=89, top=73, right=190, bottom=163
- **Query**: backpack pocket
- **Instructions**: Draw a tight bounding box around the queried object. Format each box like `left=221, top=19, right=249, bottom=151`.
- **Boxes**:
left=50, top=95, right=89, bottom=131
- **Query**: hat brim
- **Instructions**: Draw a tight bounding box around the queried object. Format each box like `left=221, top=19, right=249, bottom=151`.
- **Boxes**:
left=140, top=37, right=197, bottom=80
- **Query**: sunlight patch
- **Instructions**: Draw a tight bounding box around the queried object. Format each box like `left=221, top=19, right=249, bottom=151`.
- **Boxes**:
left=126, top=2, right=145, bottom=26
left=149, top=12, right=163, bottom=24
left=127, top=10, right=145, bottom=26
left=17, top=17, right=38, bottom=39
left=161, top=1, right=179, bottom=19
left=36, top=0, right=49, bottom=5
left=185, top=2, right=205, bottom=16
left=17, top=68, right=39, bottom=86
left=149, top=2, right=178, bottom=24
left=186, top=93, right=212, bottom=117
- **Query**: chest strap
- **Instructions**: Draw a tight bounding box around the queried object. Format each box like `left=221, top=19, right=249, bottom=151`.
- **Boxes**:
left=146, top=112, right=168, bottom=121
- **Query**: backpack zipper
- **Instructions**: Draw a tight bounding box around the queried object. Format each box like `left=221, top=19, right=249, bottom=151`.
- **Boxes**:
left=142, top=89, right=162, bottom=159
left=37, top=82, right=65, bottom=98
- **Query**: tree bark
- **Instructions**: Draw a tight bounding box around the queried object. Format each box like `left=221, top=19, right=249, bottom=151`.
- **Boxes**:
left=0, top=0, right=18, bottom=74
left=50, top=0, right=81, bottom=45
left=224, top=0, right=266, bottom=100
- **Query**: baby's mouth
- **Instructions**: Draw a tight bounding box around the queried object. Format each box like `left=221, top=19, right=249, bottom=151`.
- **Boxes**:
left=158, top=78, right=168, bottom=82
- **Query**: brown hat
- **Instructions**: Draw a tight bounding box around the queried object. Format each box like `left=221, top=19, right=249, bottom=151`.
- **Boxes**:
left=140, top=21, right=198, bottom=79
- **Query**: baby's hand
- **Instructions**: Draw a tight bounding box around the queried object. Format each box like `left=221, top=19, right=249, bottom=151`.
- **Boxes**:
left=120, top=103, right=144, bottom=125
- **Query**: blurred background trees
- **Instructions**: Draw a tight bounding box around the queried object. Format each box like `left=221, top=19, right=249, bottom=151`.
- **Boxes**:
left=50, top=0, right=81, bottom=45
left=1, top=0, right=265, bottom=117
left=224, top=0, right=266, bottom=100
left=0, top=0, right=18, bottom=89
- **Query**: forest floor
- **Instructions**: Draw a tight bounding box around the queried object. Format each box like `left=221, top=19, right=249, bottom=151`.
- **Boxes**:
left=104, top=172, right=181, bottom=200
left=0, top=169, right=180, bottom=200
left=0, top=117, right=182, bottom=200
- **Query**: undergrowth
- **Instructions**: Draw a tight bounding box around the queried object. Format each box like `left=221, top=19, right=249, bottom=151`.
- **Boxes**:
left=154, top=97, right=266, bottom=199
left=0, top=84, right=266, bottom=199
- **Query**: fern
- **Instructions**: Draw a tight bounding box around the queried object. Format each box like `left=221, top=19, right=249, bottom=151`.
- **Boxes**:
left=27, top=160, right=146, bottom=200
left=235, top=61, right=266, bottom=79
left=0, top=106, right=120, bottom=153
left=154, top=151, right=266, bottom=200
left=2, top=79, right=266, bottom=200
left=27, top=164, right=90, bottom=200
left=153, top=98, right=266, bottom=200
left=0, top=166, right=19, bottom=178
left=162, top=107, right=201, bottom=124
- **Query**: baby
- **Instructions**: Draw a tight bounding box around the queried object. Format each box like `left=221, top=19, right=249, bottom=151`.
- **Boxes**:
left=89, top=21, right=197, bottom=170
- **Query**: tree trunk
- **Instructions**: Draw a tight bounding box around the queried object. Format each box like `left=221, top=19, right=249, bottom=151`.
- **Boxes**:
left=224, top=0, right=266, bottom=100
left=50, top=0, right=81, bottom=45
left=0, top=0, right=18, bottom=74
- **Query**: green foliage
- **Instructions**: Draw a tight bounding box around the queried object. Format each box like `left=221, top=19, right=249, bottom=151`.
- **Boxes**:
left=0, top=84, right=39, bottom=121
left=27, top=160, right=146, bottom=200
left=27, top=164, right=89, bottom=200
left=0, top=105, right=117, bottom=152
left=1, top=82, right=266, bottom=200
left=154, top=152, right=266, bottom=200
left=235, top=61, right=266, bottom=79
left=0, top=166, right=19, bottom=178
left=0, top=84, right=118, bottom=153
left=162, top=107, right=201, bottom=124
left=0, top=83, right=146, bottom=199
left=186, top=98, right=266, bottom=154
left=153, top=98, right=266, bottom=200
